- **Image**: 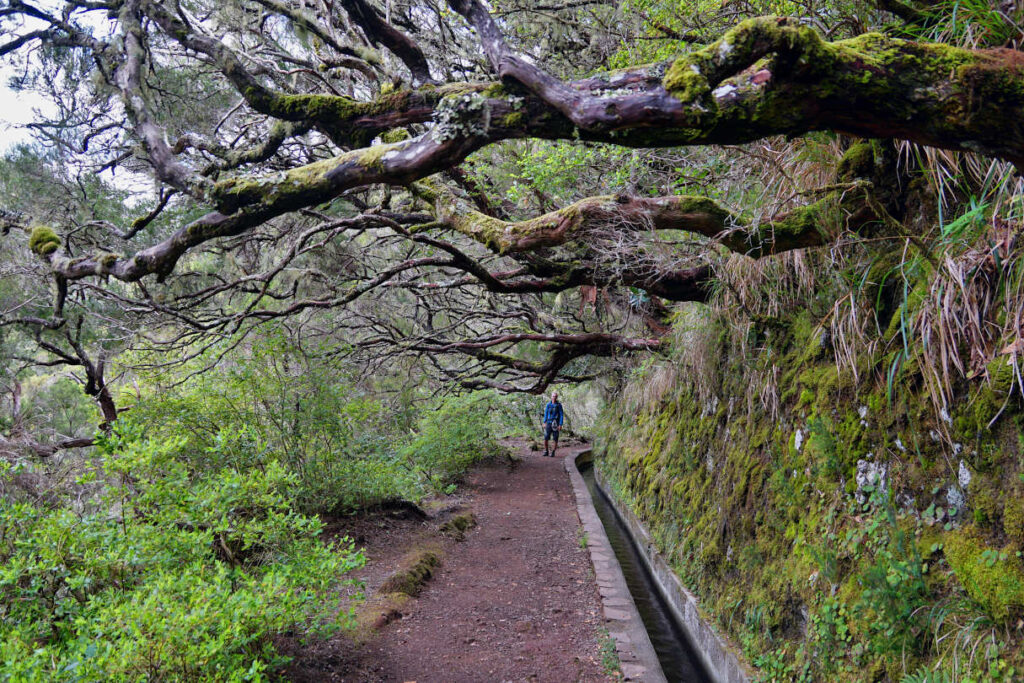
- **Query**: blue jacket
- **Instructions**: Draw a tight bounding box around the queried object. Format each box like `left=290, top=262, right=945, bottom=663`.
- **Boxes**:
left=543, top=401, right=564, bottom=426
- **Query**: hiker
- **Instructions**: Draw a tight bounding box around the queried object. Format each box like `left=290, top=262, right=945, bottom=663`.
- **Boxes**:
left=541, top=391, right=564, bottom=457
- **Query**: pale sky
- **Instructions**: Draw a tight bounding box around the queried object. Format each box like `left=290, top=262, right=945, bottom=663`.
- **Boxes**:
left=1, top=5, right=105, bottom=153
left=0, top=84, right=54, bottom=152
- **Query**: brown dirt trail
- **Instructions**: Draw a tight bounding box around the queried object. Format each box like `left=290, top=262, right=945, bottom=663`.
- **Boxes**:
left=285, top=441, right=614, bottom=682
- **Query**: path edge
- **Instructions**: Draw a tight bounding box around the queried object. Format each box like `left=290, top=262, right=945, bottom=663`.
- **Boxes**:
left=566, top=449, right=667, bottom=683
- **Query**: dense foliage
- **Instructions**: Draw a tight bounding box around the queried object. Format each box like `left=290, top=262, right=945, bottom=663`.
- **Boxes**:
left=1, top=354, right=514, bottom=680
left=0, top=425, right=364, bottom=681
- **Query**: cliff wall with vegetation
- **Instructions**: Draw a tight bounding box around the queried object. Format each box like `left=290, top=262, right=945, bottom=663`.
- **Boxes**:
left=596, top=157, right=1024, bottom=681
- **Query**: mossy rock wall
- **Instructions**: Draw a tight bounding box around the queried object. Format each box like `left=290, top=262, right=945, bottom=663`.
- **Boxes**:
left=595, top=305, right=1024, bottom=681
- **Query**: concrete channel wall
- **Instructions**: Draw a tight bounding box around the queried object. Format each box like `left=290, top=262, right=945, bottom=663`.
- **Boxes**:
left=566, top=450, right=666, bottom=682
left=572, top=450, right=753, bottom=683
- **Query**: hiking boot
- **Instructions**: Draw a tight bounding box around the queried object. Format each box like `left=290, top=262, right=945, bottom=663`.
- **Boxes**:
left=543, top=450, right=549, bottom=457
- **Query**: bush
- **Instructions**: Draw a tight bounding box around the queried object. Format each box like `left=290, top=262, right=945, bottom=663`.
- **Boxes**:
left=401, top=392, right=506, bottom=492
left=0, top=425, right=363, bottom=681
left=125, top=333, right=421, bottom=513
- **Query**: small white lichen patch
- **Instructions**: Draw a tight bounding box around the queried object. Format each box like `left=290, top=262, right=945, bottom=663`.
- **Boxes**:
left=718, top=40, right=733, bottom=59
left=855, top=459, right=888, bottom=505
left=947, top=485, right=965, bottom=511
left=958, top=460, right=972, bottom=489
left=689, top=64, right=701, bottom=75
left=794, top=429, right=804, bottom=451
left=712, top=84, right=737, bottom=99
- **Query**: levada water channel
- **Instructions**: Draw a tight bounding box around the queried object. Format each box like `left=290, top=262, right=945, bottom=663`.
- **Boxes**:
left=578, top=461, right=712, bottom=683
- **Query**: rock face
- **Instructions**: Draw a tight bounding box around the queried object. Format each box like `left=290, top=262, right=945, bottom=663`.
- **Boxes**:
left=854, top=459, right=887, bottom=506
left=595, top=298, right=1024, bottom=680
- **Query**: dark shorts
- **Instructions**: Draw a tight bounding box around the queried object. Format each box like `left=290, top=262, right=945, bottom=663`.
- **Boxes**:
left=544, top=423, right=561, bottom=441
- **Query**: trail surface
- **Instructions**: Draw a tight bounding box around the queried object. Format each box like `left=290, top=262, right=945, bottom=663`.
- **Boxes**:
left=287, top=441, right=614, bottom=682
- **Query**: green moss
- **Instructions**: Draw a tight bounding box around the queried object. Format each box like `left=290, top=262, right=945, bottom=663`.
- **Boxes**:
left=1005, top=497, right=1024, bottom=545
left=836, top=142, right=875, bottom=181
left=94, top=251, right=120, bottom=275
left=213, top=145, right=402, bottom=214
left=28, top=225, right=61, bottom=256
left=500, top=111, right=525, bottom=127
left=945, top=527, right=1024, bottom=621
left=971, top=476, right=1000, bottom=528
left=379, top=546, right=442, bottom=597
left=662, top=59, right=710, bottom=102
left=481, top=82, right=506, bottom=98
left=987, top=356, right=1016, bottom=395
left=256, top=89, right=430, bottom=146
left=380, top=128, right=411, bottom=143
left=761, top=201, right=825, bottom=254
left=358, top=144, right=391, bottom=170
left=267, top=92, right=361, bottom=121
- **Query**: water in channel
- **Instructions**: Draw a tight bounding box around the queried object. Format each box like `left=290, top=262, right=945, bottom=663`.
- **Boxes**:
left=579, top=461, right=712, bottom=683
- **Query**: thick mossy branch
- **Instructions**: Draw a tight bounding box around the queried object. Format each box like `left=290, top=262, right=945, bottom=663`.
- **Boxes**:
left=425, top=184, right=829, bottom=259
left=37, top=13, right=1024, bottom=286
left=142, top=0, right=452, bottom=147
left=251, top=87, right=479, bottom=148
left=212, top=152, right=367, bottom=215
left=212, top=19, right=1024, bottom=222
left=661, top=16, right=1024, bottom=165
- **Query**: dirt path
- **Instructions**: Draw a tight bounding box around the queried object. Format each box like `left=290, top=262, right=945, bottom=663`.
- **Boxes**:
left=285, top=441, right=613, bottom=682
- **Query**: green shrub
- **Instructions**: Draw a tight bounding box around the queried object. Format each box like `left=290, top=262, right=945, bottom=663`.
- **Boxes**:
left=401, top=392, right=505, bottom=492
left=125, top=333, right=420, bottom=513
left=0, top=425, right=363, bottom=681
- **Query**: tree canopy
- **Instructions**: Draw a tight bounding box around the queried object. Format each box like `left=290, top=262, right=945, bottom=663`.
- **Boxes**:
left=1, top=0, right=1022, bottom=426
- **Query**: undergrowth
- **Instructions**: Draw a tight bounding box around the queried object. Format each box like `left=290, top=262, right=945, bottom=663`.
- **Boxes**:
left=0, top=424, right=364, bottom=681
